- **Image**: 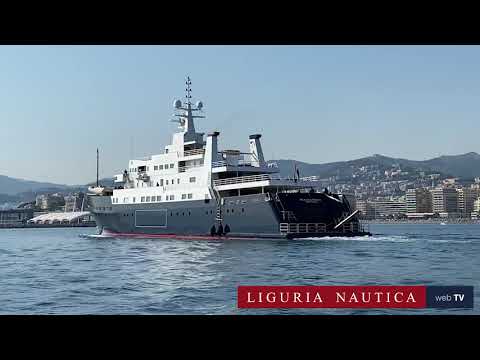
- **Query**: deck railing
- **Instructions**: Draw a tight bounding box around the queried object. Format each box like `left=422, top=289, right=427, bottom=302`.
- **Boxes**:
left=213, top=173, right=319, bottom=187
left=182, top=149, right=205, bottom=157
left=212, top=159, right=257, bottom=168
left=280, top=222, right=365, bottom=234
left=213, top=173, right=284, bottom=186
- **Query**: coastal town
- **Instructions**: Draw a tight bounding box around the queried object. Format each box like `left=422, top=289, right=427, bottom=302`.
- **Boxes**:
left=1, top=155, right=480, bottom=228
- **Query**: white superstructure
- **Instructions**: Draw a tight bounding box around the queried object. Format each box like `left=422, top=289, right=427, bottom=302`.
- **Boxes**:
left=105, top=77, right=316, bottom=206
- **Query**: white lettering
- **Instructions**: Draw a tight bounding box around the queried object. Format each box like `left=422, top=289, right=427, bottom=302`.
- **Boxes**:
left=280, top=292, right=289, bottom=303
left=266, top=292, right=276, bottom=303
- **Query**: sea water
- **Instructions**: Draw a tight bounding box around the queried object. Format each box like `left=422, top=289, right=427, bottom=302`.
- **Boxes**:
left=0, top=224, right=477, bottom=314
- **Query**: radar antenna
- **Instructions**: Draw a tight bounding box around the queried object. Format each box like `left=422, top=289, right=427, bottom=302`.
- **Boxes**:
left=171, top=76, right=205, bottom=133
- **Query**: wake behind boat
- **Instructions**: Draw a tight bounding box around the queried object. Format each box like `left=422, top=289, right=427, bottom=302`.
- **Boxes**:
left=87, top=77, right=371, bottom=239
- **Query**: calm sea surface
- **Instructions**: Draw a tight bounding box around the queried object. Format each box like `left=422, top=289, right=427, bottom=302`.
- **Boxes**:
left=0, top=224, right=477, bottom=315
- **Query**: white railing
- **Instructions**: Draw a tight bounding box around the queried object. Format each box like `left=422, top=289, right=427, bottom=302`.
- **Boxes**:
left=279, top=222, right=363, bottom=234
left=178, top=163, right=204, bottom=173
left=213, top=173, right=322, bottom=187
left=213, top=174, right=283, bottom=186
left=182, top=149, right=205, bottom=157
left=212, top=160, right=257, bottom=168
left=280, top=223, right=327, bottom=234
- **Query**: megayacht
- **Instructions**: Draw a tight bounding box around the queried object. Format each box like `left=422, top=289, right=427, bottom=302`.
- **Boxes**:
left=87, top=77, right=370, bottom=239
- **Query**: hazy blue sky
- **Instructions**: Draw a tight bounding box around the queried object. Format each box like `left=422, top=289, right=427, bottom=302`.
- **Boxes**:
left=0, top=45, right=479, bottom=185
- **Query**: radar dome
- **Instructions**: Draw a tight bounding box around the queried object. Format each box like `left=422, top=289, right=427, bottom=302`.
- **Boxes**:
left=196, top=101, right=203, bottom=109
left=173, top=99, right=182, bottom=109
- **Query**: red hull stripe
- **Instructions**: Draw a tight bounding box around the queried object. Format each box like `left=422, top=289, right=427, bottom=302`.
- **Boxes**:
left=100, top=230, right=273, bottom=241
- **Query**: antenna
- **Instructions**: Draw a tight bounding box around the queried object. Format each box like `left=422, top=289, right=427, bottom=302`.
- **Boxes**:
left=96, top=148, right=99, bottom=187
left=185, top=76, right=192, bottom=105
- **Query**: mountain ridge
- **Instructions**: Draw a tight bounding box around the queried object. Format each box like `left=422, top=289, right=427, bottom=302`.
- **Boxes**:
left=1, top=152, right=479, bottom=197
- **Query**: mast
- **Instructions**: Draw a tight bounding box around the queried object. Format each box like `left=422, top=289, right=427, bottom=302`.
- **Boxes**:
left=172, top=76, right=205, bottom=134
left=96, top=148, right=99, bottom=187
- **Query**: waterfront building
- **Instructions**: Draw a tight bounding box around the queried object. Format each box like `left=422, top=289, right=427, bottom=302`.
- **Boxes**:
left=456, top=188, right=480, bottom=218
left=406, top=188, right=432, bottom=214
left=35, top=194, right=65, bottom=211
left=370, top=197, right=406, bottom=219
left=28, top=211, right=94, bottom=225
left=0, top=209, right=34, bottom=226
left=64, top=193, right=86, bottom=212
left=472, top=197, right=480, bottom=219
left=356, top=200, right=375, bottom=220
left=430, top=187, right=458, bottom=215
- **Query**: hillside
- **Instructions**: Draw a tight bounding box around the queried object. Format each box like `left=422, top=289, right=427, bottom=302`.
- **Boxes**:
left=268, top=152, right=480, bottom=180
left=0, top=175, right=70, bottom=196
left=1, top=152, right=479, bottom=201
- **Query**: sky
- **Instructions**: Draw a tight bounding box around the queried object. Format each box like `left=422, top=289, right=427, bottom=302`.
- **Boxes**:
left=0, top=45, right=479, bottom=185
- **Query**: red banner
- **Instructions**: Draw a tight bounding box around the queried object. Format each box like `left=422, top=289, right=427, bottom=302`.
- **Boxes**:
left=238, top=286, right=426, bottom=308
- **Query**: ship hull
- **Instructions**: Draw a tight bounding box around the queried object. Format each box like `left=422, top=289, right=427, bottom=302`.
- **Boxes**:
left=88, top=192, right=371, bottom=239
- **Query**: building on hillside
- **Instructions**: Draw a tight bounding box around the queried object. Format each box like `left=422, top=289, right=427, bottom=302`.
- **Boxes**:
left=35, top=194, right=65, bottom=211
left=64, top=193, right=86, bottom=212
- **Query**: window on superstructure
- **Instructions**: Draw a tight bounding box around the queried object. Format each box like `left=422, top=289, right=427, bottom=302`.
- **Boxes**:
left=166, top=180, right=169, bottom=185
left=133, top=197, right=136, bottom=203
left=188, top=194, right=193, bottom=199
left=157, top=196, right=161, bottom=201
left=160, top=165, right=164, bottom=170
left=182, top=194, right=186, bottom=200
left=189, top=177, right=196, bottom=183
left=160, top=179, right=164, bottom=186
left=170, top=195, right=175, bottom=200
left=141, top=197, right=145, bottom=203
left=177, top=179, right=180, bottom=184
left=170, top=164, right=174, bottom=169
left=146, top=196, right=151, bottom=202
left=154, top=166, right=158, bottom=171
